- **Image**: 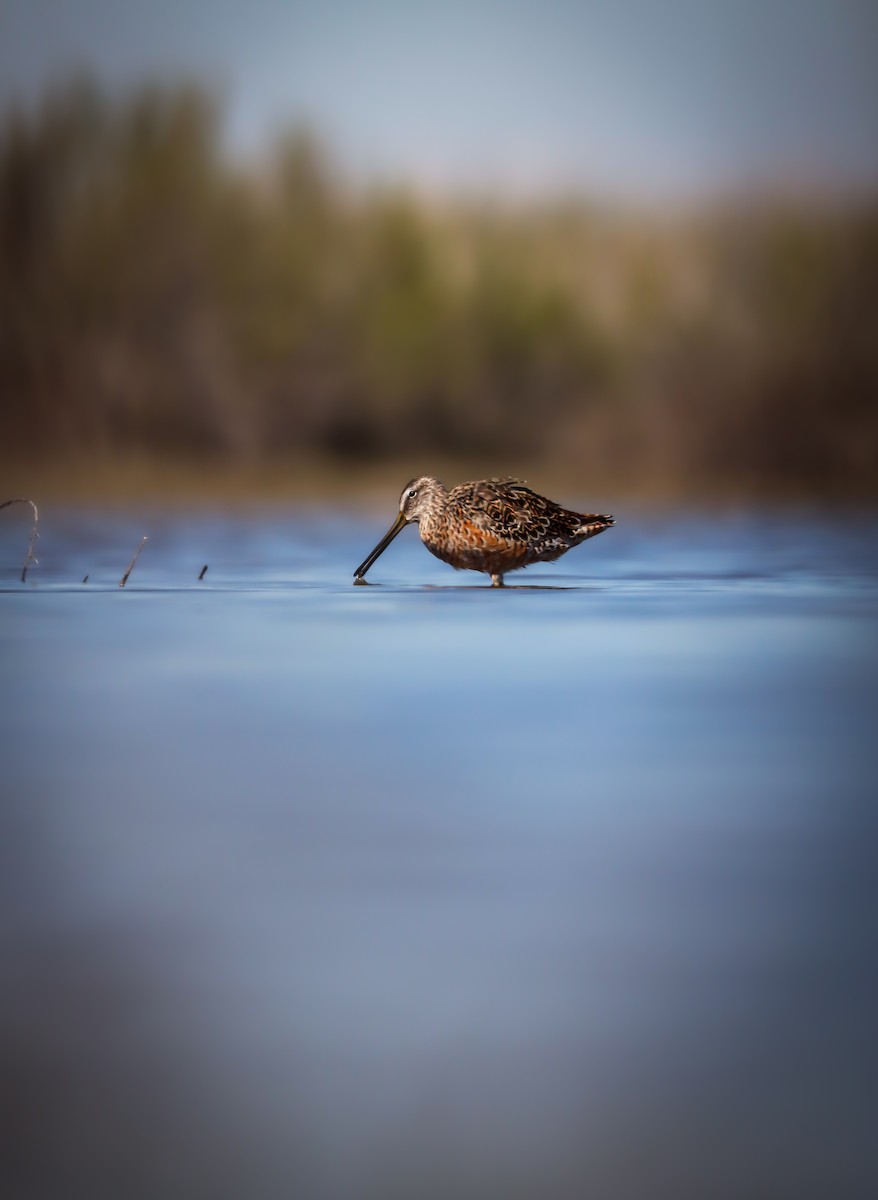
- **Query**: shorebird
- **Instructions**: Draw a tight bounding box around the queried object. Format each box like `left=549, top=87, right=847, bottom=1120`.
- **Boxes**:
left=353, top=476, right=613, bottom=586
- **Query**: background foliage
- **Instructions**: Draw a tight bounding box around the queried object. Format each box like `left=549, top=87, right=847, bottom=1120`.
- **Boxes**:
left=2, top=79, right=876, bottom=497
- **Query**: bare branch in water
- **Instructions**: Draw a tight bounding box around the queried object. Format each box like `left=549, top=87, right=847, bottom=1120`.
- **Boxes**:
left=198, top=564, right=208, bottom=580
left=1, top=498, right=40, bottom=582
left=119, top=535, right=148, bottom=588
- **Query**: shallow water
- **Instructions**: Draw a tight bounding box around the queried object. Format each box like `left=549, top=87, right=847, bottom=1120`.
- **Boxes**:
left=2, top=506, right=877, bottom=1199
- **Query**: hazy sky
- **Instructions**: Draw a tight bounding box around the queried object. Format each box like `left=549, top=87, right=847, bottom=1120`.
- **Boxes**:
left=1, top=0, right=876, bottom=196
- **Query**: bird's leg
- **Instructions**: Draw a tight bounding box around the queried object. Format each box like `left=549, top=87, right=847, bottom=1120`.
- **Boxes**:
left=491, top=573, right=505, bottom=588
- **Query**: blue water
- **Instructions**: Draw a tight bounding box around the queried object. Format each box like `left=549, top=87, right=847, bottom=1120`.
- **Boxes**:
left=2, top=506, right=877, bottom=1198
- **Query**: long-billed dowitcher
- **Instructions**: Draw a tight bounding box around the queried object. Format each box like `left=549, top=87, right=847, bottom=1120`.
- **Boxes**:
left=354, top=476, right=614, bottom=586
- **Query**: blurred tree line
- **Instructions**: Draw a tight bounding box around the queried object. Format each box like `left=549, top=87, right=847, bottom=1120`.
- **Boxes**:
left=1, top=78, right=876, bottom=497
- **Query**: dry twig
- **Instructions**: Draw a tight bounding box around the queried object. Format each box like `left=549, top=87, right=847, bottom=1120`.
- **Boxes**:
left=1, top=497, right=40, bottom=582
left=119, top=535, right=148, bottom=588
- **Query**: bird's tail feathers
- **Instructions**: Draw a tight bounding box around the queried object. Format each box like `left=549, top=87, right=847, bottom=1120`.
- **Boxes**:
left=578, top=513, right=614, bottom=538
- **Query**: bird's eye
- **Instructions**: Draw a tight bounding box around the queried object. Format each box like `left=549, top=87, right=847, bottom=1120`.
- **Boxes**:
left=408, top=488, right=419, bottom=500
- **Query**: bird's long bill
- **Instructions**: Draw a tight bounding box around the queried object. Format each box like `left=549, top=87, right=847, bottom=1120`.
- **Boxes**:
left=353, top=511, right=408, bottom=579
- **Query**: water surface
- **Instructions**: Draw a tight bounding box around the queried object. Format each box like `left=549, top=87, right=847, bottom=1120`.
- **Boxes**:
left=2, top=507, right=877, bottom=1199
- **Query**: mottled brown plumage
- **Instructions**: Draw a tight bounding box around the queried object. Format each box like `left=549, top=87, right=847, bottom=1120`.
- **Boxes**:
left=354, top=476, right=614, bottom=586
